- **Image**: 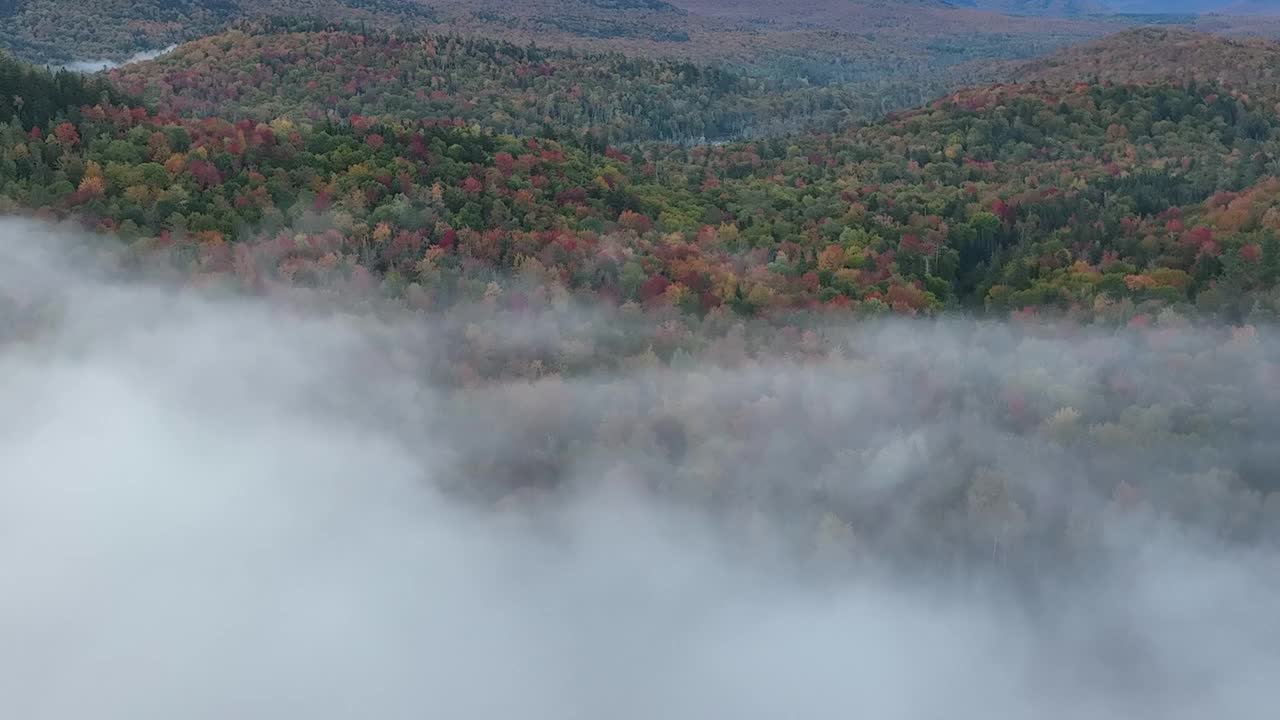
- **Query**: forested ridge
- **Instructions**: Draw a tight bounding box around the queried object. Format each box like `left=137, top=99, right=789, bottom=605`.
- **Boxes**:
left=1014, top=27, right=1280, bottom=101
left=108, top=23, right=866, bottom=145
left=0, top=0, right=1116, bottom=66
left=4, top=37, right=1280, bottom=327
left=0, top=52, right=128, bottom=128
left=13, top=0, right=1272, bottom=88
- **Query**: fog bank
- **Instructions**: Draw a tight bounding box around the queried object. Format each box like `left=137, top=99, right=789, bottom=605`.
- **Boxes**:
left=0, top=217, right=1277, bottom=720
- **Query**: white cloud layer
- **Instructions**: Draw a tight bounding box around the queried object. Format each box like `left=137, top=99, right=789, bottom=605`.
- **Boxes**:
left=0, top=217, right=1276, bottom=720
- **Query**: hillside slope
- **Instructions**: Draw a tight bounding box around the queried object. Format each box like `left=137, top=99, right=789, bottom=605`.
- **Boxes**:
left=1217, top=1, right=1280, bottom=15
left=1103, top=0, right=1248, bottom=12
left=1015, top=27, right=1280, bottom=100
left=0, top=51, right=128, bottom=128
left=107, top=25, right=873, bottom=144
left=953, top=0, right=1108, bottom=16
left=4, top=45, right=1280, bottom=323
left=0, top=0, right=1125, bottom=78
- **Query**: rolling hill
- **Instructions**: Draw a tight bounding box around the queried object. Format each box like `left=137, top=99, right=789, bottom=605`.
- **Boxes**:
left=952, top=0, right=1109, bottom=16
left=1014, top=27, right=1280, bottom=100
left=105, top=22, right=944, bottom=145
left=1217, top=1, right=1280, bottom=15
left=6, top=0, right=1279, bottom=74
left=0, top=0, right=1137, bottom=80
left=5, top=32, right=1280, bottom=323
left=1105, top=0, right=1250, bottom=12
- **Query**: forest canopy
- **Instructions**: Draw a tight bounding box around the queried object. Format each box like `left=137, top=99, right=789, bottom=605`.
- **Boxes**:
left=3, top=43, right=1280, bottom=325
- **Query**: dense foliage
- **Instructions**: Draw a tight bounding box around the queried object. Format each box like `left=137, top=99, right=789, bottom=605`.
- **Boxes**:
left=0, top=0, right=1103, bottom=65
left=7, top=0, right=1235, bottom=99
left=1016, top=28, right=1280, bottom=103
left=110, top=25, right=863, bottom=144
left=0, top=0, right=236, bottom=65
left=0, top=51, right=126, bottom=128
left=4, top=44, right=1280, bottom=324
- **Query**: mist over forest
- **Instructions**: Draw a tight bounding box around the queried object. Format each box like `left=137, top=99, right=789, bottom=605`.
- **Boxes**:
left=4, top=0, right=1280, bottom=715
left=2, top=217, right=1278, bottom=719
left=57, top=45, right=177, bottom=74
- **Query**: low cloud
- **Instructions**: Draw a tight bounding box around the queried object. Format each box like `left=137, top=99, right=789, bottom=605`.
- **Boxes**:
left=58, top=45, right=178, bottom=74
left=0, top=217, right=1276, bottom=719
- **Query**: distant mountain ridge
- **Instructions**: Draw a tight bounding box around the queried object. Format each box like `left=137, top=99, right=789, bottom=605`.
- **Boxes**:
left=1216, top=1, right=1280, bottom=15
left=1102, top=0, right=1264, bottom=13
left=1014, top=26, right=1280, bottom=98
left=929, top=0, right=1279, bottom=15
left=948, top=0, right=1109, bottom=16
left=3, top=0, right=1278, bottom=75
left=0, top=0, right=1126, bottom=79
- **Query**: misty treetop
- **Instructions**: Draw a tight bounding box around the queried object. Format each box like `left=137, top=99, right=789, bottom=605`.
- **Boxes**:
left=5, top=217, right=1280, bottom=577
left=5, top=212, right=1280, bottom=718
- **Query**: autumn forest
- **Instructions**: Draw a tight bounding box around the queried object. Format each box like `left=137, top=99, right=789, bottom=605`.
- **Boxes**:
left=1, top=2, right=1279, bottom=717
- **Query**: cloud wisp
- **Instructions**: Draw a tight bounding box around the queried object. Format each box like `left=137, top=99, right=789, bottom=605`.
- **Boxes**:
left=57, top=45, right=178, bottom=74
